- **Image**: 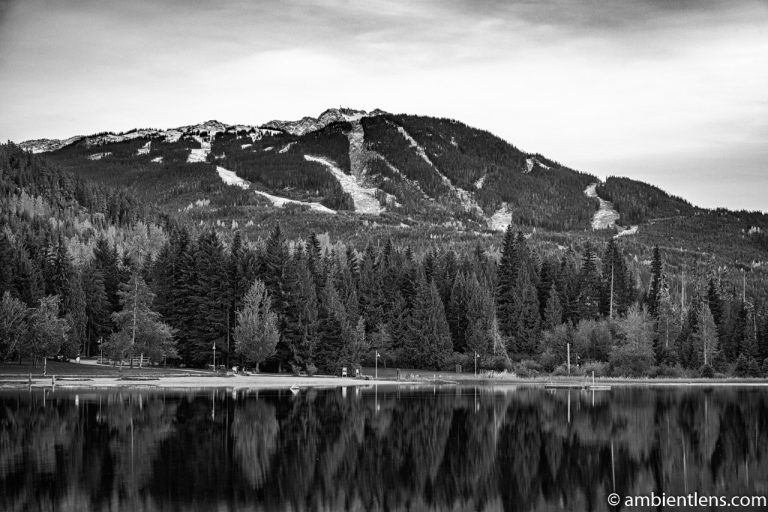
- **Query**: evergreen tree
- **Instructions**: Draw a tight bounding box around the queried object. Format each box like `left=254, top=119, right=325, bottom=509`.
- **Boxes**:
left=511, top=268, right=541, bottom=358
left=402, top=279, right=452, bottom=370
left=63, top=268, right=87, bottom=358
left=543, top=284, right=563, bottom=331
left=107, top=272, right=176, bottom=365
left=315, top=274, right=347, bottom=374
left=576, top=242, right=601, bottom=321
left=647, top=245, right=663, bottom=317
left=0, top=291, right=28, bottom=360
left=694, top=302, right=719, bottom=369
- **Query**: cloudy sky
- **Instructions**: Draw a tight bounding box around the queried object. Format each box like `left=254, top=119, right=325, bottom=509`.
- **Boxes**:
left=1, top=0, right=766, bottom=211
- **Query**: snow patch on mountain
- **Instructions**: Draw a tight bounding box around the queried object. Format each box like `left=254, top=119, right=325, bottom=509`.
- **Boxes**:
left=614, top=225, right=639, bottom=238
left=151, top=156, right=163, bottom=163
left=215, top=165, right=335, bottom=214
left=19, top=136, right=85, bottom=154
left=187, top=136, right=211, bottom=163
left=263, top=108, right=387, bottom=136
left=488, top=204, right=512, bottom=231
left=525, top=158, right=535, bottom=174
left=304, top=154, right=384, bottom=214
left=585, top=183, right=620, bottom=229
left=241, top=143, right=252, bottom=149
left=397, top=126, right=434, bottom=167
left=395, top=124, right=483, bottom=215
left=216, top=166, right=249, bottom=189
left=263, top=146, right=274, bottom=152
left=88, top=152, right=111, bottom=161
left=137, top=141, right=151, bottom=156
left=181, top=198, right=211, bottom=211
left=474, top=176, right=486, bottom=189
left=279, top=142, right=296, bottom=154
left=524, top=157, right=551, bottom=173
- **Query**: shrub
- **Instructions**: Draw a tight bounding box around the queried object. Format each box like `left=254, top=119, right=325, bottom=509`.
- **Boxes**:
left=581, top=360, right=609, bottom=378
left=699, top=365, right=715, bottom=378
left=484, top=354, right=513, bottom=372
left=306, top=363, right=317, bottom=377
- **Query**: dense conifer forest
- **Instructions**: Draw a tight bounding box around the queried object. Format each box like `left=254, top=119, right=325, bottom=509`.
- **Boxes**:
left=2, top=143, right=768, bottom=377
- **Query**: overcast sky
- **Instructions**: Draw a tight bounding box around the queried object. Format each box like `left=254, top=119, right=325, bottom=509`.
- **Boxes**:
left=1, top=0, right=766, bottom=211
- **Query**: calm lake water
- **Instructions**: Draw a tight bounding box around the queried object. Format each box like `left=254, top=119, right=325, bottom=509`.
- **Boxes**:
left=1, top=385, right=767, bottom=511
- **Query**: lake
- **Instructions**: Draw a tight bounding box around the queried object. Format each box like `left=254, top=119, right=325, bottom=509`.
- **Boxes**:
left=1, top=385, right=767, bottom=511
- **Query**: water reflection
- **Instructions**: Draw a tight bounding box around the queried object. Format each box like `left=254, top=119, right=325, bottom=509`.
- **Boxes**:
left=1, top=386, right=767, bottom=511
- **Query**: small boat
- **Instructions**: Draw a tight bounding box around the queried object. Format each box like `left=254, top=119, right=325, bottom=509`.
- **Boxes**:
left=588, top=385, right=611, bottom=391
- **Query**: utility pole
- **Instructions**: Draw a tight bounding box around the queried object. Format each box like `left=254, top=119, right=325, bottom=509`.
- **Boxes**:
left=567, top=343, right=571, bottom=376
left=375, top=351, right=380, bottom=380
left=213, top=343, right=217, bottom=374
left=474, top=351, right=478, bottom=377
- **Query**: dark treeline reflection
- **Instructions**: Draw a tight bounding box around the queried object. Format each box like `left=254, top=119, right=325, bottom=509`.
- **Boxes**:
left=1, top=386, right=767, bottom=511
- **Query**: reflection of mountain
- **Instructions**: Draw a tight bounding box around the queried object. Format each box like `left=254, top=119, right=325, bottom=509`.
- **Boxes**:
left=1, top=388, right=768, bottom=511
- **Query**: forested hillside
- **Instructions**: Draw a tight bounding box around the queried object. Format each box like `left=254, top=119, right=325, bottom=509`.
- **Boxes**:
left=4, top=103, right=768, bottom=379
left=2, top=140, right=768, bottom=378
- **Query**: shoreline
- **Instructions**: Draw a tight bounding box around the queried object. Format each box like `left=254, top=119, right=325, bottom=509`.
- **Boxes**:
left=1, top=373, right=768, bottom=390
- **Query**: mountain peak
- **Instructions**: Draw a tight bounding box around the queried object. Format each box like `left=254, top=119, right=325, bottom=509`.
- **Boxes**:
left=262, top=107, right=388, bottom=136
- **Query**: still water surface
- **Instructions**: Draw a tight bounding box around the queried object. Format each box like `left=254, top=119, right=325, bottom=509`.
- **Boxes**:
left=1, top=385, right=767, bottom=511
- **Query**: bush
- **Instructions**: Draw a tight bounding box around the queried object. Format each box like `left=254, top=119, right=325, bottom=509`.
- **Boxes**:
left=484, top=354, right=513, bottom=372
left=552, top=364, right=570, bottom=376
left=699, top=365, right=715, bottom=378
left=306, top=363, right=317, bottom=377
left=290, top=363, right=301, bottom=376
left=512, top=359, right=542, bottom=378
left=734, top=355, right=760, bottom=378
left=580, top=360, right=609, bottom=378
left=655, top=364, right=690, bottom=378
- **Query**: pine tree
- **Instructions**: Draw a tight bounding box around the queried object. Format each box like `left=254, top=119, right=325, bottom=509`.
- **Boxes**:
left=63, top=268, right=87, bottom=358
left=0, top=291, right=28, bottom=360
left=543, top=284, right=563, bottom=330
left=234, top=279, right=280, bottom=372
left=496, top=226, right=520, bottom=338
left=402, top=279, right=452, bottom=370
left=694, top=302, right=719, bottom=369
left=576, top=242, right=601, bottom=321
left=647, top=245, right=663, bottom=317
left=107, top=272, right=176, bottom=365
left=511, top=268, right=541, bottom=357
left=315, top=274, right=347, bottom=374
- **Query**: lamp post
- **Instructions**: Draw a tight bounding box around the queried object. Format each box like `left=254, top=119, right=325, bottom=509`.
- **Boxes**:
left=375, top=351, right=380, bottom=380
left=212, top=343, right=217, bottom=374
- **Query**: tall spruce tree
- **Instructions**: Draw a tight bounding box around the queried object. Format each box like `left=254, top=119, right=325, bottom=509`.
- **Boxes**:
left=402, top=279, right=452, bottom=370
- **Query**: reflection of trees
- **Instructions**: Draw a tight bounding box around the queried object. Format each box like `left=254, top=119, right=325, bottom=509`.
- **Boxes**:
left=3, top=387, right=768, bottom=511
left=232, top=399, right=279, bottom=490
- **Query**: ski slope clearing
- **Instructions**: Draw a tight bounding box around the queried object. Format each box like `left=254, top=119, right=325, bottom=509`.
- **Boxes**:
left=215, top=165, right=335, bottom=214
left=187, top=136, right=211, bottom=163
left=216, top=166, right=249, bottom=190
left=395, top=124, right=483, bottom=215
left=304, top=154, right=383, bottom=214
left=488, top=204, right=512, bottom=231
left=151, top=156, right=163, bottom=163
left=585, top=183, right=620, bottom=230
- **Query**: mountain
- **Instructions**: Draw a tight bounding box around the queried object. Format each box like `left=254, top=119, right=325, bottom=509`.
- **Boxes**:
left=13, top=108, right=768, bottom=266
